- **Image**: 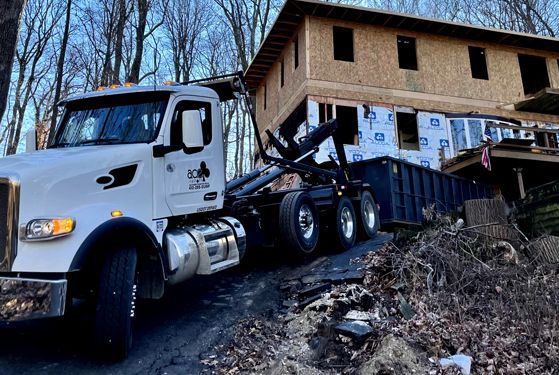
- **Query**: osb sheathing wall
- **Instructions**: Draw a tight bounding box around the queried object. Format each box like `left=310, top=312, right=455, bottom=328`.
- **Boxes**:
left=255, top=19, right=309, bottom=134
left=305, top=16, right=559, bottom=124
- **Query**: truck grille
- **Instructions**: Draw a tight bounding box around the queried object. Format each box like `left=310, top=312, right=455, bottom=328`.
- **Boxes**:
left=0, top=177, right=19, bottom=272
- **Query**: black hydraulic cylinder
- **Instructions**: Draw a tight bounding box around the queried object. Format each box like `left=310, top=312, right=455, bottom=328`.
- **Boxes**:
left=226, top=165, right=271, bottom=192
left=232, top=166, right=286, bottom=197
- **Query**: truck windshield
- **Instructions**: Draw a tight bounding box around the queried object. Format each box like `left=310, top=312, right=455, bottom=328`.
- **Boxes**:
left=50, top=93, right=169, bottom=148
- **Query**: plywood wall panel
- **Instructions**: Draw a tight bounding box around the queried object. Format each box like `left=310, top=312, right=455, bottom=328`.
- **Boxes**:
left=307, top=16, right=558, bottom=105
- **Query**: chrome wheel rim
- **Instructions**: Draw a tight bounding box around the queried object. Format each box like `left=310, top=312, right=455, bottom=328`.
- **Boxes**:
left=363, top=200, right=376, bottom=230
left=299, top=204, right=314, bottom=239
left=340, top=206, right=354, bottom=239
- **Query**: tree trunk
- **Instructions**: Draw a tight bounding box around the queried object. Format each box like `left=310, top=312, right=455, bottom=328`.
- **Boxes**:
left=127, top=0, right=148, bottom=83
left=112, top=0, right=127, bottom=84
left=0, top=0, right=27, bottom=122
left=47, top=0, right=72, bottom=145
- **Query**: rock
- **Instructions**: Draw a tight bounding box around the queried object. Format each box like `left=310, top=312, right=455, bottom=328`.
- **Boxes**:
left=335, top=320, right=373, bottom=340
left=357, top=334, right=429, bottom=375
left=344, top=310, right=375, bottom=321
left=439, top=354, right=472, bottom=375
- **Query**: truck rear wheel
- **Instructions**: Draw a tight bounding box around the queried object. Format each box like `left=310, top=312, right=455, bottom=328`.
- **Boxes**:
left=333, top=196, right=357, bottom=251
left=94, top=247, right=137, bottom=360
left=358, top=190, right=380, bottom=239
left=279, top=192, right=320, bottom=256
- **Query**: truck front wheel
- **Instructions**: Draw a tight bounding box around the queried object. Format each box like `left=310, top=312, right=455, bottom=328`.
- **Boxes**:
left=279, top=192, right=320, bottom=256
left=94, top=247, right=138, bottom=360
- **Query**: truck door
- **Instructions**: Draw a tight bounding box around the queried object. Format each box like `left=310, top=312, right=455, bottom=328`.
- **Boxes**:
left=163, top=97, right=225, bottom=215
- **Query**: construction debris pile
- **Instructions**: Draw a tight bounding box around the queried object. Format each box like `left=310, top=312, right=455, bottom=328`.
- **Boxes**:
left=205, top=199, right=559, bottom=374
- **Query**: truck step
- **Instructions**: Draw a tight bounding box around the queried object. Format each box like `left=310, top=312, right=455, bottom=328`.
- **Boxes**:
left=209, top=258, right=240, bottom=273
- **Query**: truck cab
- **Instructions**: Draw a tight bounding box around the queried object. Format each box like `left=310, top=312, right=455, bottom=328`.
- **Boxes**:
left=0, top=83, right=244, bottom=358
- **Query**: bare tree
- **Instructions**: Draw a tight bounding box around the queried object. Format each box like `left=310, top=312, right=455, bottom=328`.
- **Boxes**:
left=127, top=0, right=166, bottom=83
left=0, top=0, right=27, bottom=123
left=112, top=0, right=133, bottom=84
left=47, top=0, right=72, bottom=144
left=4, top=0, right=63, bottom=155
left=163, top=0, right=207, bottom=82
left=213, top=0, right=277, bottom=70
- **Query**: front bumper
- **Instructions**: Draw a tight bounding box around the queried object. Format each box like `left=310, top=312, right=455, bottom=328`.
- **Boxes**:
left=0, top=277, right=67, bottom=321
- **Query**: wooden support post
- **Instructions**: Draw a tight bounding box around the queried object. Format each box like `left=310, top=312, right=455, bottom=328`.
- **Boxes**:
left=514, top=168, right=526, bottom=199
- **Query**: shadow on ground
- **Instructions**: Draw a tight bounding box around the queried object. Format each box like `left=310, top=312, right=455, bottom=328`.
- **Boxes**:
left=0, top=233, right=391, bottom=375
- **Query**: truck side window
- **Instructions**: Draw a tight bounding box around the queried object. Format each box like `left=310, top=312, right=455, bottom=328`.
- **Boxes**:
left=171, top=101, right=212, bottom=146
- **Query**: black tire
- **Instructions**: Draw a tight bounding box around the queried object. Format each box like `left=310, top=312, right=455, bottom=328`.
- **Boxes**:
left=278, top=192, right=320, bottom=256
left=333, top=196, right=357, bottom=251
left=358, top=190, right=380, bottom=239
left=94, top=247, right=137, bottom=360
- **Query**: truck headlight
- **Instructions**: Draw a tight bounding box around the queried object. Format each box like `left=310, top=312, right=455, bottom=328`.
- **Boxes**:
left=21, top=218, right=75, bottom=241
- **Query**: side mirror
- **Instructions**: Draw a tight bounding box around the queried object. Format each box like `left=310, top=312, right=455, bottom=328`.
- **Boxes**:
left=182, top=110, right=204, bottom=151
left=25, top=128, right=37, bottom=152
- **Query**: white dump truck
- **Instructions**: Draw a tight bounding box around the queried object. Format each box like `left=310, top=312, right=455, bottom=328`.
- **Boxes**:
left=0, top=73, right=379, bottom=359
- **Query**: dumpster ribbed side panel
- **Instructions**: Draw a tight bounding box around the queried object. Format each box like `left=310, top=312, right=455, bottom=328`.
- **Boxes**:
left=351, top=156, right=493, bottom=226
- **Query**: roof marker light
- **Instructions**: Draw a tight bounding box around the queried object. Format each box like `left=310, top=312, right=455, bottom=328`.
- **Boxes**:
left=111, top=210, right=124, bottom=218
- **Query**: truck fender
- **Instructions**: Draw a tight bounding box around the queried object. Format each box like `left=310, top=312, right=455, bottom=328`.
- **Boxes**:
left=69, top=217, right=166, bottom=299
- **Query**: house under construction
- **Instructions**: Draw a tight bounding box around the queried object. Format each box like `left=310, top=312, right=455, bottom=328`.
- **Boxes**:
left=244, top=0, right=559, bottom=200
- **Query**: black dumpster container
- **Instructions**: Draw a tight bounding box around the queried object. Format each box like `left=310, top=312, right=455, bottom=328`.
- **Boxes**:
left=351, top=156, right=493, bottom=226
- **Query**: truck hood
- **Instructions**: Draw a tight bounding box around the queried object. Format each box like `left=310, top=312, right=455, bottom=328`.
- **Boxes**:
left=0, top=143, right=153, bottom=222
left=0, top=144, right=148, bottom=179
left=6, top=143, right=158, bottom=273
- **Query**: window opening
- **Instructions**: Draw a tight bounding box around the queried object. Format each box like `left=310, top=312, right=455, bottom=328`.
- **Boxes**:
left=171, top=101, right=212, bottom=146
left=468, top=46, right=489, bottom=80
left=333, top=26, right=354, bottom=62
left=450, top=119, right=467, bottom=151
left=334, top=105, right=359, bottom=145
left=396, top=111, right=419, bottom=150
left=518, top=54, right=550, bottom=95
left=397, top=36, right=417, bottom=70
left=468, top=119, right=483, bottom=147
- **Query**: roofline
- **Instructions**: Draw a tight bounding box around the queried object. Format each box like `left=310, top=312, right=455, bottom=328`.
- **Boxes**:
left=245, top=0, right=559, bottom=89
left=300, top=0, right=559, bottom=43
left=59, top=85, right=219, bottom=105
